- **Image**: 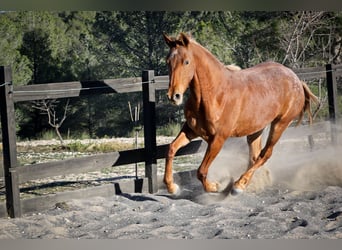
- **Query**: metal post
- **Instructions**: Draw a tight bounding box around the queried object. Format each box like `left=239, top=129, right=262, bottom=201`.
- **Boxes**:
left=142, top=70, right=158, bottom=193
left=0, top=66, right=21, bottom=217
left=325, top=64, right=339, bottom=145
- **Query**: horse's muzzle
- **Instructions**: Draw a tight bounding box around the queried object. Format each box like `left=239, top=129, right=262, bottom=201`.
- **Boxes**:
left=168, top=93, right=183, bottom=105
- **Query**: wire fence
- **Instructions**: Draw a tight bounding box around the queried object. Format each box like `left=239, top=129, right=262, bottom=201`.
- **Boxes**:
left=1, top=67, right=338, bottom=96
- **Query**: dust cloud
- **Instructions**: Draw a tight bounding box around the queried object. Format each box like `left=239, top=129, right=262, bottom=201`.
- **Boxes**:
left=206, top=121, right=342, bottom=194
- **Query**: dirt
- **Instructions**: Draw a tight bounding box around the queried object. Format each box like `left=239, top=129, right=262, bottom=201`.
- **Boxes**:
left=0, top=134, right=341, bottom=239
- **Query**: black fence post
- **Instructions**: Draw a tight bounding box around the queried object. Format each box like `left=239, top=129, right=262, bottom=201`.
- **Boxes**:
left=0, top=66, right=21, bottom=217
left=142, top=70, right=158, bottom=193
left=325, top=64, right=339, bottom=145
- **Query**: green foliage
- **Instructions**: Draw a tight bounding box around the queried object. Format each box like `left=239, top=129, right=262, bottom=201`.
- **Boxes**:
left=0, top=12, right=32, bottom=85
left=157, top=123, right=182, bottom=137
left=1, top=11, right=341, bottom=141
left=39, top=130, right=57, bottom=140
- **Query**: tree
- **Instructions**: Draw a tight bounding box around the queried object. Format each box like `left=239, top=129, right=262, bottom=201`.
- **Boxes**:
left=32, top=99, right=70, bottom=145
left=227, top=12, right=285, bottom=68
left=0, top=12, right=32, bottom=85
left=94, top=11, right=186, bottom=77
left=2, top=11, right=341, bottom=140
left=270, top=11, right=342, bottom=68
left=279, top=11, right=326, bottom=68
left=91, top=11, right=191, bottom=133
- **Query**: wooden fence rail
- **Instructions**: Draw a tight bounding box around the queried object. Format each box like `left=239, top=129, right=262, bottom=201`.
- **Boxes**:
left=0, top=67, right=207, bottom=218
left=1, top=64, right=341, bottom=218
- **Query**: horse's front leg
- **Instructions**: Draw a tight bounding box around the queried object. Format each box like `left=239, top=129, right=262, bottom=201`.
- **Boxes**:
left=164, top=123, right=197, bottom=194
left=197, top=136, right=225, bottom=192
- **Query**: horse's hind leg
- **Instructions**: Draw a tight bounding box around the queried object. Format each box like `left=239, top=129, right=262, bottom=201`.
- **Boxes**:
left=164, top=123, right=197, bottom=194
left=232, top=119, right=291, bottom=194
left=247, top=129, right=263, bottom=168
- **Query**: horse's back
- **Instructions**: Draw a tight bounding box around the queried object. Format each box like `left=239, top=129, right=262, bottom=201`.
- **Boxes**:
left=241, top=61, right=297, bottom=80
left=225, top=61, right=305, bottom=136
left=235, top=61, right=302, bottom=95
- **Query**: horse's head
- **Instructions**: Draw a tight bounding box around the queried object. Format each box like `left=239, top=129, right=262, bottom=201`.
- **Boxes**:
left=163, top=32, right=195, bottom=105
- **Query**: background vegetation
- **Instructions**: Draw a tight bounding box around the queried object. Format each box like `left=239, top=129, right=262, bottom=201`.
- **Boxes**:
left=1, top=11, right=342, bottom=141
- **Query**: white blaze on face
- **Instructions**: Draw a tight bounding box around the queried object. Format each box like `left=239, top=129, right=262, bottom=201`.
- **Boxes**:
left=170, top=50, right=178, bottom=58
left=167, top=49, right=184, bottom=105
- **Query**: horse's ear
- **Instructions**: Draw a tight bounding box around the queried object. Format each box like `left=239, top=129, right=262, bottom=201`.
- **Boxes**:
left=179, top=32, right=190, bottom=47
left=163, top=33, right=175, bottom=48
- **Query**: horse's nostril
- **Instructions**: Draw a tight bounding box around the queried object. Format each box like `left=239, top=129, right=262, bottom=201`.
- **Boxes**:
left=174, top=93, right=181, bottom=100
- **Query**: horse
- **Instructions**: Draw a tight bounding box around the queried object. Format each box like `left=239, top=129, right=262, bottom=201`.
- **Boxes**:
left=163, top=32, right=319, bottom=195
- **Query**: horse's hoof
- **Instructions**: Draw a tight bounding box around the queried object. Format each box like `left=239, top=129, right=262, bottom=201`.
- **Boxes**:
left=230, top=187, right=244, bottom=196
left=169, top=183, right=181, bottom=196
left=204, top=182, right=219, bottom=193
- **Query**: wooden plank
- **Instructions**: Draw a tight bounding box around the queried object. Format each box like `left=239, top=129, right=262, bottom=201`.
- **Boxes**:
left=12, top=77, right=142, bottom=102
left=103, top=78, right=142, bottom=93
left=0, top=168, right=203, bottom=217
left=10, top=62, right=342, bottom=103
left=0, top=149, right=140, bottom=180
left=0, top=169, right=202, bottom=217
left=154, top=75, right=169, bottom=90
left=13, top=140, right=205, bottom=184
left=326, top=64, right=339, bottom=145
left=0, top=66, right=21, bottom=217
left=142, top=70, right=158, bottom=193
left=333, top=64, right=342, bottom=72
left=0, top=202, right=6, bottom=218
left=16, top=152, right=120, bottom=183
left=157, top=139, right=206, bottom=159
left=326, top=64, right=339, bottom=122
left=282, top=121, right=330, bottom=139
left=0, top=177, right=149, bottom=217
left=294, top=66, right=326, bottom=80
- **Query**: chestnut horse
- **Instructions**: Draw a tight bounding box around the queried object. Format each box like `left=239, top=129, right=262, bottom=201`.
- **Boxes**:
left=163, top=32, right=319, bottom=195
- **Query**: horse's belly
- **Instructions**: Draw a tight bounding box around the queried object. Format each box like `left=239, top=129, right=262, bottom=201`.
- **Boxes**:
left=230, top=91, right=304, bottom=137
left=231, top=122, right=269, bottom=137
left=229, top=104, right=280, bottom=137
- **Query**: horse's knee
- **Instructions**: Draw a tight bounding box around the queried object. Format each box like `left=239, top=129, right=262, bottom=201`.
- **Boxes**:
left=167, top=144, right=177, bottom=160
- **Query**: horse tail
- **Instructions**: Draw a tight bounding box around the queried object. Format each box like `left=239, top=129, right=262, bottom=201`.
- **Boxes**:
left=296, top=81, right=321, bottom=126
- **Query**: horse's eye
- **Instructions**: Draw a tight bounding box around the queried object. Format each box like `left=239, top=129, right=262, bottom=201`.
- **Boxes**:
left=184, top=60, right=190, bottom=65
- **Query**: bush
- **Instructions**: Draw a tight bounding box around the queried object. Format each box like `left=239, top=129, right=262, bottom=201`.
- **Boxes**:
left=157, top=123, right=182, bottom=137
left=39, top=130, right=57, bottom=140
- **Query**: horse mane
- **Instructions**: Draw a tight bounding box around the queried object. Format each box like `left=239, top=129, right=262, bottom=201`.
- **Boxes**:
left=172, top=33, right=241, bottom=73
left=225, top=64, right=241, bottom=71
left=178, top=33, right=229, bottom=71
left=182, top=34, right=242, bottom=72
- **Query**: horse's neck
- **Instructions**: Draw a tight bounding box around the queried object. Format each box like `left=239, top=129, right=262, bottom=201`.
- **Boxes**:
left=190, top=47, right=228, bottom=125
left=191, top=45, right=227, bottom=106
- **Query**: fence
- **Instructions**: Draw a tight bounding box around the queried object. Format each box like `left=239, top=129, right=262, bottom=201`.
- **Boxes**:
left=293, top=64, right=341, bottom=145
left=0, top=64, right=341, bottom=218
left=0, top=68, right=206, bottom=218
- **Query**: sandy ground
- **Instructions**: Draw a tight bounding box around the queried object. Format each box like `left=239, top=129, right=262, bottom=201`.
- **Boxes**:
left=0, top=185, right=341, bottom=239
left=0, top=135, right=341, bottom=239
